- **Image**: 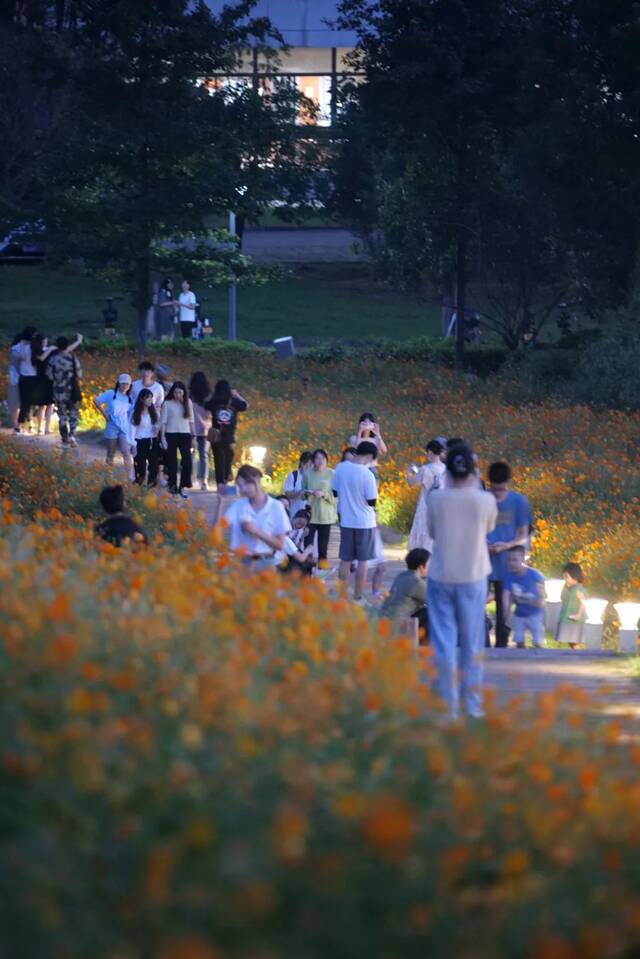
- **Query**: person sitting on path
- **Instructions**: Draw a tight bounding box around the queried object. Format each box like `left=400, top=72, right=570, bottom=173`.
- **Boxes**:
left=427, top=444, right=497, bottom=721
left=379, top=548, right=431, bottom=644
left=332, top=440, right=379, bottom=603
left=502, top=545, right=546, bottom=649
left=95, top=484, right=147, bottom=547
left=222, top=464, right=291, bottom=571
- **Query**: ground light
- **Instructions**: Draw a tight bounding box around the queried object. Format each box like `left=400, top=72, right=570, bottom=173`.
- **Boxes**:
left=544, top=578, right=564, bottom=636
left=583, top=598, right=609, bottom=650
left=614, top=602, right=640, bottom=655
left=249, top=446, right=267, bottom=468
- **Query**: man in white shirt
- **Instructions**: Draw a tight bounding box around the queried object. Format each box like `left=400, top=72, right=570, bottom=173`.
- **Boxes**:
left=178, top=279, right=198, bottom=339
left=130, top=361, right=165, bottom=409
left=331, top=441, right=378, bottom=600
left=223, top=464, right=291, bottom=570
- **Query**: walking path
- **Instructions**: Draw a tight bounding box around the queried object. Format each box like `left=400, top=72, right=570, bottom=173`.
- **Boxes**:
left=8, top=430, right=639, bottom=720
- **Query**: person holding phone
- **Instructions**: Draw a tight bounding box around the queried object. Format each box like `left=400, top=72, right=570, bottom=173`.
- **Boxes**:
left=349, top=412, right=388, bottom=465
left=406, top=438, right=446, bottom=551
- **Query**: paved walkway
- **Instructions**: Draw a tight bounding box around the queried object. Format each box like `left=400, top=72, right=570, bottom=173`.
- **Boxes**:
left=6, top=430, right=639, bottom=720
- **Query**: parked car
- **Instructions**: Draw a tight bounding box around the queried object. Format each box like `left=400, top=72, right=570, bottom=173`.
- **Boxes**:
left=0, top=222, right=45, bottom=264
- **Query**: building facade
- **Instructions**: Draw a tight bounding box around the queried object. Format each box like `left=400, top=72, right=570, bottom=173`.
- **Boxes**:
left=205, top=0, right=362, bottom=126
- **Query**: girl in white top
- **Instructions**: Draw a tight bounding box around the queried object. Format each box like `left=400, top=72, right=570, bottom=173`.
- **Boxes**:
left=130, top=388, right=160, bottom=486
left=222, top=464, right=291, bottom=569
left=349, top=411, right=388, bottom=467
left=159, top=380, right=194, bottom=498
left=406, top=438, right=447, bottom=552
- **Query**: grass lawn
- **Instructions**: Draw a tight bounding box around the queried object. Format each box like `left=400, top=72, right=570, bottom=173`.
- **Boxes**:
left=0, top=263, right=440, bottom=343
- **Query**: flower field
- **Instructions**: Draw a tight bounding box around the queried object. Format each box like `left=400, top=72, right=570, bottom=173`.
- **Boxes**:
left=19, top=345, right=637, bottom=597
left=1, top=347, right=640, bottom=957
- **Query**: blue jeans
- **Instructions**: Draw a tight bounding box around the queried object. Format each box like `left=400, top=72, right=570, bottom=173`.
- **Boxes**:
left=196, top=435, right=209, bottom=481
left=427, top=578, right=488, bottom=719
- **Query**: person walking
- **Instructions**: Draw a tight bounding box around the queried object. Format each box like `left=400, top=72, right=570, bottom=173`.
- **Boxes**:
left=331, top=441, right=379, bottom=602
left=303, top=448, right=337, bottom=568
left=46, top=334, right=84, bottom=447
left=486, top=461, right=531, bottom=648
left=131, top=387, right=160, bottom=486
left=130, top=361, right=165, bottom=410
left=93, top=374, right=135, bottom=478
left=178, top=279, right=198, bottom=339
left=15, top=326, right=38, bottom=432
left=223, top=464, right=291, bottom=571
left=205, top=379, right=248, bottom=491
left=427, top=444, right=497, bottom=720
left=406, top=438, right=446, bottom=551
left=7, top=333, right=23, bottom=432
left=160, top=380, right=194, bottom=498
left=155, top=277, right=177, bottom=340
left=188, top=371, right=213, bottom=491
left=31, top=334, right=57, bottom=435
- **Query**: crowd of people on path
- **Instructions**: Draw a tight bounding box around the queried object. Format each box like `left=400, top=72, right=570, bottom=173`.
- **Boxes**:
left=6, top=334, right=589, bottom=721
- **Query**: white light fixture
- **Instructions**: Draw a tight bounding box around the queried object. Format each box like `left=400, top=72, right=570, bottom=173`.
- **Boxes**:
left=615, top=602, right=640, bottom=655
left=584, top=598, right=608, bottom=625
left=583, top=598, right=608, bottom=651
left=249, top=446, right=267, bottom=467
left=545, top=579, right=565, bottom=603
left=544, top=578, right=565, bottom=636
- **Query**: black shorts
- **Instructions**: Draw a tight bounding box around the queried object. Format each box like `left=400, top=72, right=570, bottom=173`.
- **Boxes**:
left=339, top=526, right=376, bottom=562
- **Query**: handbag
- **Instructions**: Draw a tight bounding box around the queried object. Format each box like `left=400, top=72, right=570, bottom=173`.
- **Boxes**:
left=206, top=403, right=231, bottom=445
left=70, top=356, right=82, bottom=405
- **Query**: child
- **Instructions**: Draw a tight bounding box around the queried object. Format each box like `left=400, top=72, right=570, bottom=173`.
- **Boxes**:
left=557, top=561, right=587, bottom=648
left=283, top=509, right=316, bottom=576
left=379, top=548, right=430, bottom=643
left=95, top=485, right=147, bottom=547
left=502, top=545, right=546, bottom=648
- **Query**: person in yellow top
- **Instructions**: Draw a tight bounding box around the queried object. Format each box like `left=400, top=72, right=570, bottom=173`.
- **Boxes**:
left=302, top=448, right=338, bottom=568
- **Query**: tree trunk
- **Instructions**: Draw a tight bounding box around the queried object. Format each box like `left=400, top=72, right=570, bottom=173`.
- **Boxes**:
left=455, top=227, right=466, bottom=368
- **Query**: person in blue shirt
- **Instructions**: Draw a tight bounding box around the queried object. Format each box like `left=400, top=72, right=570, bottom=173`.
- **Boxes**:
left=486, top=461, right=531, bottom=648
left=503, top=545, right=546, bottom=648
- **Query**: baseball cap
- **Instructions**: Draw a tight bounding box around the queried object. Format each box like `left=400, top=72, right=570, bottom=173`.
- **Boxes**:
left=117, top=373, right=132, bottom=385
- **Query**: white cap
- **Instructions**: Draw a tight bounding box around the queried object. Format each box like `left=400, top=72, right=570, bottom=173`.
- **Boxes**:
left=117, top=373, right=132, bottom=385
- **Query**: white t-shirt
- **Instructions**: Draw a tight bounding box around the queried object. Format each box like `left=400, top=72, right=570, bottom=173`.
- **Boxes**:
left=178, top=290, right=197, bottom=324
left=18, top=341, right=36, bottom=377
left=160, top=398, right=194, bottom=434
left=130, top=379, right=165, bottom=410
left=284, top=469, right=305, bottom=495
left=332, top=460, right=378, bottom=529
left=131, top=409, right=158, bottom=440
left=427, top=487, right=497, bottom=584
left=225, top=495, right=291, bottom=562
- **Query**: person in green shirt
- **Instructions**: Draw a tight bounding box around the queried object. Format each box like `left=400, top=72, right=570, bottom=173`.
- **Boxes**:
left=557, top=561, right=587, bottom=648
left=303, top=448, right=338, bottom=568
left=379, top=548, right=430, bottom=643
